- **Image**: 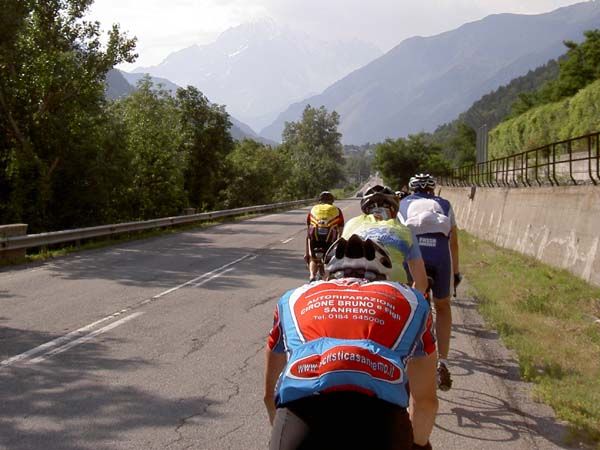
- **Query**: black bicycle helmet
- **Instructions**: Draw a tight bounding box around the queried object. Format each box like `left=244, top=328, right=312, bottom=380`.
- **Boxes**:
left=408, top=173, right=436, bottom=192
left=360, top=184, right=399, bottom=214
left=319, top=191, right=335, bottom=204
left=324, top=234, right=392, bottom=280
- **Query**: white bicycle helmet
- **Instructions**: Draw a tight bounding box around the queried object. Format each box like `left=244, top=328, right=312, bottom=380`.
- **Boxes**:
left=324, top=234, right=392, bottom=280
left=360, top=184, right=399, bottom=214
left=408, top=173, right=436, bottom=192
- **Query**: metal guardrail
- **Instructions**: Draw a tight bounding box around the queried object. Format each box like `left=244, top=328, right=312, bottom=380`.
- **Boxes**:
left=439, top=131, right=600, bottom=187
left=0, top=199, right=314, bottom=254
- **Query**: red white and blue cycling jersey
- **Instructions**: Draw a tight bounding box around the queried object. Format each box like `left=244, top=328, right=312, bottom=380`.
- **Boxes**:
left=268, top=278, right=435, bottom=408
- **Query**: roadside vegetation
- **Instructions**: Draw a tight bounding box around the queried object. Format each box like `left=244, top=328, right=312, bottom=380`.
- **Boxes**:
left=460, top=230, right=600, bottom=448
left=0, top=1, right=347, bottom=235
left=425, top=29, right=600, bottom=169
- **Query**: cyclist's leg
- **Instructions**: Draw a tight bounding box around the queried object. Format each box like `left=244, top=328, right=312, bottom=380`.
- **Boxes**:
left=308, top=238, right=328, bottom=282
left=429, top=254, right=452, bottom=362
left=421, top=239, right=453, bottom=391
left=307, top=238, right=319, bottom=281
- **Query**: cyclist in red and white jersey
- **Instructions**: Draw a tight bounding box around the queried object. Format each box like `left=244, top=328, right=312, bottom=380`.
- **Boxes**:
left=264, top=235, right=438, bottom=450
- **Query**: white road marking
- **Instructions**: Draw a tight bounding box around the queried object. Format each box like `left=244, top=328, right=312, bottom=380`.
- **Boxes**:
left=193, top=267, right=235, bottom=287
left=1, top=311, right=131, bottom=367
left=281, top=238, right=294, bottom=244
left=152, top=254, right=253, bottom=299
left=27, top=312, right=144, bottom=364
left=1, top=255, right=253, bottom=367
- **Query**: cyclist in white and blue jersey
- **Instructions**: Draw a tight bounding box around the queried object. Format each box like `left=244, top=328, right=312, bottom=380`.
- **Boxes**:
left=398, top=173, right=462, bottom=392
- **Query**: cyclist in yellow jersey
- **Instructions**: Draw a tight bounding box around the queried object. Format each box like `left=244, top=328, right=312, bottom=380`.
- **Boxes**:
left=343, top=185, right=427, bottom=293
left=304, top=191, right=345, bottom=282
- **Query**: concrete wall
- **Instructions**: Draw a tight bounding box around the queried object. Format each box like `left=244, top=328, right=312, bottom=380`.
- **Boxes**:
left=438, top=185, right=600, bottom=287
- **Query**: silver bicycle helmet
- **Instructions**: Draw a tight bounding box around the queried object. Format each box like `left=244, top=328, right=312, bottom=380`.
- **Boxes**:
left=360, top=184, right=399, bottom=214
left=324, top=234, right=392, bottom=280
left=408, top=173, right=436, bottom=191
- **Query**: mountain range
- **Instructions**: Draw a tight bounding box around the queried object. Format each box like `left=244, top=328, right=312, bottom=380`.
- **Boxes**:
left=261, top=1, right=600, bottom=144
left=131, top=18, right=382, bottom=131
left=110, top=1, right=600, bottom=146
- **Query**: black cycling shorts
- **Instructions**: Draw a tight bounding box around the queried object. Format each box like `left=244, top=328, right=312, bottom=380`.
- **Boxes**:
left=269, top=392, right=413, bottom=450
left=308, top=236, right=333, bottom=259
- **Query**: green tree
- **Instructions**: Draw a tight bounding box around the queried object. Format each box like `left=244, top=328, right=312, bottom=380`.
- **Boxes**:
left=281, top=105, right=345, bottom=198
left=0, top=0, right=136, bottom=231
left=111, top=77, right=186, bottom=220
left=373, top=134, right=452, bottom=189
left=222, top=139, right=290, bottom=208
left=448, top=122, right=476, bottom=166
left=176, top=86, right=234, bottom=211
left=508, top=29, right=600, bottom=116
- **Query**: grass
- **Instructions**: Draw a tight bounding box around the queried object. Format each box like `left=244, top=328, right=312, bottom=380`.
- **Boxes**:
left=460, top=230, right=600, bottom=448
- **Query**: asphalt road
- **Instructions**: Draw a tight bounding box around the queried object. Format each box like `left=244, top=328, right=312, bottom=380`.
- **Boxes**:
left=0, top=199, right=578, bottom=450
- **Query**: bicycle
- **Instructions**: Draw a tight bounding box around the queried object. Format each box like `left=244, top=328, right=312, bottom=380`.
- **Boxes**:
left=312, top=247, right=326, bottom=281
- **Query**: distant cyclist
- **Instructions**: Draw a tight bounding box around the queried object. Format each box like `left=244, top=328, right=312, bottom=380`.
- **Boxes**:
left=265, top=234, right=438, bottom=450
left=304, top=191, right=344, bottom=282
left=396, top=189, right=409, bottom=201
left=398, top=173, right=462, bottom=391
left=343, top=184, right=428, bottom=294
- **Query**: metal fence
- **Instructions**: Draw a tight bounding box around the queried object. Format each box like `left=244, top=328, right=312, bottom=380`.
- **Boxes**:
left=0, top=199, right=314, bottom=255
left=439, top=131, right=600, bottom=187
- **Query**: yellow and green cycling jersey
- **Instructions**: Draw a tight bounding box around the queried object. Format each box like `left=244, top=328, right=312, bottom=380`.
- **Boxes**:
left=342, top=214, right=422, bottom=283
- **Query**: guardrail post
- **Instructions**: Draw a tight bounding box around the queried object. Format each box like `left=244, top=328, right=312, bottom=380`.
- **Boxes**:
left=0, top=224, right=28, bottom=261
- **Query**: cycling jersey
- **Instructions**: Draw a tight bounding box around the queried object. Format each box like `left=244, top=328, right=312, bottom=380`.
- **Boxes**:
left=342, top=215, right=422, bottom=283
left=398, top=192, right=455, bottom=235
left=268, top=278, right=435, bottom=409
left=307, top=204, right=344, bottom=249
left=399, top=193, right=457, bottom=299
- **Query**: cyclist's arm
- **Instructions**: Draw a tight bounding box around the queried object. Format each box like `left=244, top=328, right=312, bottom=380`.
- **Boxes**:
left=407, top=257, right=428, bottom=294
left=406, top=229, right=427, bottom=294
left=264, top=347, right=287, bottom=425
left=450, top=224, right=459, bottom=275
left=304, top=235, right=310, bottom=262
left=406, top=351, right=438, bottom=447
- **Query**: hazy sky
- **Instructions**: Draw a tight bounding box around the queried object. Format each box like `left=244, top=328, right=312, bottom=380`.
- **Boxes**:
left=88, top=0, right=587, bottom=70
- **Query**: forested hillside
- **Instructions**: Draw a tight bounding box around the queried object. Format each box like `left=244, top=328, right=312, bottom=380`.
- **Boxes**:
left=489, top=79, right=600, bottom=157
left=488, top=29, right=600, bottom=157
left=430, top=60, right=559, bottom=156
left=429, top=28, right=600, bottom=166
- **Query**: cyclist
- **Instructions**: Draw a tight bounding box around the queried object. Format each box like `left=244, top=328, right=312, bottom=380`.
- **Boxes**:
left=342, top=184, right=428, bottom=294
left=398, top=173, right=462, bottom=392
left=304, top=191, right=344, bottom=282
left=396, top=189, right=409, bottom=201
left=264, top=234, right=438, bottom=450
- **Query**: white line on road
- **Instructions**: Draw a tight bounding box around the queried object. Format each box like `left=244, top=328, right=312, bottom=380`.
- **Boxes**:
left=193, top=267, right=235, bottom=287
left=281, top=238, right=294, bottom=244
left=152, top=254, right=253, bottom=299
left=27, top=312, right=144, bottom=364
left=0, top=310, right=132, bottom=367
left=1, top=255, right=254, bottom=367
